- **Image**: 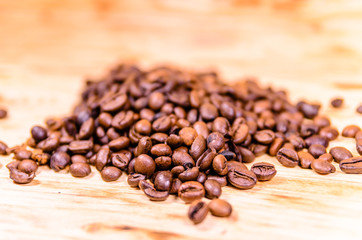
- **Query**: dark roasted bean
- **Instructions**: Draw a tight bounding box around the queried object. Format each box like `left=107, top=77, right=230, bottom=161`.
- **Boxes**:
left=208, top=199, right=232, bottom=217
left=339, top=157, right=362, bottom=174
left=7, top=161, right=35, bottom=184
left=212, top=154, right=228, bottom=176
left=101, top=93, right=127, bottom=112
left=134, top=137, right=152, bottom=156
left=178, top=167, right=199, bottom=182
left=356, top=139, right=362, bottom=155
left=276, top=148, right=299, bottom=167
left=14, top=149, right=32, bottom=160
left=193, top=121, right=209, bottom=139
left=305, top=135, right=328, bottom=148
left=228, top=167, right=257, bottom=189
left=31, top=126, right=48, bottom=142
left=68, top=140, right=93, bottom=154
left=112, top=110, right=134, bottom=130
left=154, top=171, right=173, bottom=191
left=251, top=162, right=277, bottom=181
left=172, top=151, right=195, bottom=167
left=95, top=146, right=110, bottom=171
left=188, top=201, right=209, bottom=224
left=152, top=115, right=172, bottom=132
left=190, top=135, right=206, bottom=160
left=18, top=159, right=38, bottom=174
left=207, top=132, right=225, bottom=151
left=254, top=130, right=275, bottom=144
left=98, top=112, right=113, bottom=129
left=200, top=103, right=218, bottom=121
left=71, top=155, right=87, bottom=164
left=169, top=178, right=182, bottom=194
left=196, top=148, right=216, bottom=171
left=78, top=118, right=95, bottom=140
left=109, top=137, right=130, bottom=151
left=319, top=126, right=339, bottom=141
left=269, top=138, right=284, bottom=156
left=127, top=173, right=146, bottom=187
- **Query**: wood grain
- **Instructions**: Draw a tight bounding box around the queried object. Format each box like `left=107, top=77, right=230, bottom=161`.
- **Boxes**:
left=0, top=1, right=362, bottom=239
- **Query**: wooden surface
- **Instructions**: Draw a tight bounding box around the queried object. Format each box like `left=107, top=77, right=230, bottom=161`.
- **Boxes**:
left=1, top=1, right=362, bottom=239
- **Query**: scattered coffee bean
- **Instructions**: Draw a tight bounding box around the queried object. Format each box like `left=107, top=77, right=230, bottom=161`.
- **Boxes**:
left=329, top=146, right=353, bottom=163
left=276, top=148, right=299, bottom=167
left=70, top=163, right=91, bottom=177
left=228, top=167, right=257, bottom=189
left=208, top=199, right=232, bottom=217
left=339, top=157, right=362, bottom=174
left=342, top=125, right=361, bottom=138
left=18, top=159, right=38, bottom=174
left=251, top=162, right=277, bottom=181
left=139, top=180, right=169, bottom=201
left=134, top=154, right=156, bottom=178
left=297, top=151, right=315, bottom=169
left=101, top=166, right=122, bottom=181
left=311, top=159, right=336, bottom=175
left=50, top=151, right=70, bottom=172
left=308, top=144, right=326, bottom=158
left=331, top=97, right=343, bottom=108
left=0, top=141, right=9, bottom=155
left=204, top=179, right=222, bottom=199
left=178, top=181, right=205, bottom=203
left=188, top=200, right=209, bottom=224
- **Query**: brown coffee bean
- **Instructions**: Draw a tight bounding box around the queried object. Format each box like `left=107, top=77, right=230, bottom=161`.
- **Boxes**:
left=329, top=146, right=353, bottom=163
left=331, top=97, right=343, bottom=108
left=249, top=144, right=268, bottom=157
left=297, top=151, right=315, bottom=169
left=112, top=110, right=134, bottom=130
left=78, top=118, right=94, bottom=140
left=101, top=93, right=127, bottom=112
left=172, top=151, right=195, bottom=167
left=148, top=92, right=165, bottom=110
left=313, top=115, right=330, bottom=128
left=98, top=112, right=113, bottom=128
left=232, top=120, right=249, bottom=144
left=287, top=135, right=305, bottom=150
left=188, top=200, right=209, bottom=224
left=178, top=127, right=197, bottom=146
left=212, top=154, right=228, bottom=176
left=101, top=166, right=122, bottom=181
left=207, top=132, right=225, bottom=151
left=31, top=126, right=48, bottom=142
left=140, top=109, right=155, bottom=122
left=190, top=135, right=206, bottom=160
left=269, top=138, right=284, bottom=156
left=297, top=101, right=320, bottom=119
left=7, top=161, right=35, bottom=184
left=109, top=137, right=130, bottom=151
left=0, top=141, right=8, bottom=155
left=254, top=130, right=275, bottom=144
left=152, top=115, right=172, bottom=132
left=299, top=122, right=319, bottom=138
left=193, top=121, right=209, bottom=139
left=178, top=181, right=205, bottom=203
left=237, top=147, right=254, bottom=163
left=134, top=154, right=156, bottom=177
left=38, top=132, right=61, bottom=153
left=251, top=162, right=277, bottom=181
left=208, top=199, right=232, bottom=217
left=111, top=153, right=129, bottom=171
left=196, top=148, right=217, bottom=171
left=200, top=103, right=218, bottom=121
left=308, top=144, right=326, bottom=158
left=212, top=117, right=230, bottom=136
left=207, top=175, right=227, bottom=187
left=311, top=159, right=336, bottom=175
left=18, top=159, right=38, bottom=174
left=196, top=172, right=207, bottom=184
left=69, top=163, right=91, bottom=177
left=355, top=131, right=362, bottom=140
left=169, top=178, right=182, bottom=194
left=0, top=108, right=7, bottom=119
left=204, top=179, right=221, bottom=199
left=95, top=146, right=110, bottom=171
left=276, top=148, right=299, bottom=167
left=154, top=171, right=173, bottom=191
left=228, top=168, right=257, bottom=189
left=342, top=125, right=361, bottom=138
left=134, top=119, right=152, bottom=136
left=127, top=173, right=146, bottom=187
left=339, top=157, right=362, bottom=174
left=50, top=151, right=70, bottom=172
left=226, top=161, right=247, bottom=173
left=14, top=149, right=32, bottom=160
left=150, top=144, right=172, bottom=157
left=68, top=140, right=93, bottom=154
left=319, top=126, right=339, bottom=141
left=139, top=180, right=169, bottom=201
left=134, top=137, right=152, bottom=157
left=71, top=155, right=87, bottom=164
left=178, top=167, right=199, bottom=182
left=305, top=135, right=328, bottom=148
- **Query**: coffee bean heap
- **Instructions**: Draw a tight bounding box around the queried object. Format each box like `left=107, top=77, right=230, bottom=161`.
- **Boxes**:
left=2, top=64, right=362, bottom=224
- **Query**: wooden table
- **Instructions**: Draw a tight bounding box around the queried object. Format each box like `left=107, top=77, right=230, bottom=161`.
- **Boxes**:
left=1, top=1, right=362, bottom=239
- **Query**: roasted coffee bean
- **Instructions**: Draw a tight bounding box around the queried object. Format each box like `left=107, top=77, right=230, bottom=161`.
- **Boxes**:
left=69, top=163, right=91, bottom=177
left=98, top=112, right=113, bottom=128
left=31, top=149, right=50, bottom=165
left=319, top=126, right=339, bottom=141
left=101, top=93, right=127, bottom=112
left=112, top=110, right=134, bottom=130
left=220, top=102, right=235, bottom=120
left=193, top=121, right=209, bottom=139
left=357, top=104, right=362, bottom=114
left=200, top=103, right=218, bottom=121
left=148, top=92, right=165, bottom=110
left=339, top=157, right=362, bottom=174
left=226, top=161, right=247, bottom=173
left=178, top=181, right=205, bottom=203
left=101, top=166, right=122, bottom=181
left=297, top=151, right=315, bottom=169
left=219, top=150, right=235, bottom=161
left=78, top=118, right=95, bottom=140
left=50, top=151, right=71, bottom=172
left=356, top=139, right=362, bottom=155
left=212, top=117, right=230, bottom=136
left=208, top=199, right=232, bottom=217
left=250, top=144, right=268, bottom=157
left=190, top=135, right=206, bottom=160
left=169, top=178, right=182, bottom=194
left=152, top=115, right=172, bottom=132
left=329, top=146, right=353, bottom=163
left=207, top=175, right=227, bottom=187
left=196, top=172, right=207, bottom=184
left=305, top=135, right=328, bottom=148
left=134, top=119, right=152, bottom=136
left=111, top=153, right=129, bottom=170
left=14, top=149, right=32, bottom=160
left=196, top=148, right=217, bottom=171
left=238, top=147, right=255, bottom=163
left=313, top=115, right=330, bottom=128
left=134, top=137, right=152, bottom=156
left=108, top=137, right=130, bottom=151
left=31, top=126, right=48, bottom=142
left=231, top=121, right=249, bottom=144
left=153, top=156, right=171, bottom=170
left=318, top=153, right=333, bottom=163
left=151, top=144, right=172, bottom=156
left=276, top=148, right=299, bottom=167
left=139, top=180, right=169, bottom=201
left=134, top=154, right=156, bottom=177
left=251, top=162, right=277, bottom=181
left=18, top=159, right=38, bottom=174
left=297, top=101, right=320, bottom=119
left=68, top=140, right=93, bottom=154
left=331, top=97, right=343, bottom=108
left=7, top=161, right=35, bottom=184
left=300, top=122, right=319, bottom=138
left=0, top=108, right=7, bottom=119
left=207, top=132, right=225, bottom=151
left=212, top=154, right=228, bottom=176
left=127, top=173, right=146, bottom=187
left=38, top=132, right=61, bottom=153
left=0, top=140, right=8, bottom=155
left=308, top=144, right=326, bottom=158
left=172, top=151, right=195, bottom=167
left=154, top=171, right=173, bottom=191
left=269, top=138, right=284, bottom=156
left=342, top=125, right=361, bottom=138
left=188, top=200, right=209, bottom=224
left=95, top=146, right=110, bottom=171
left=71, top=155, right=87, bottom=164
left=254, top=130, right=275, bottom=144
left=311, top=159, right=336, bottom=175
left=178, top=167, right=199, bottom=182
left=228, top=167, right=257, bottom=189
left=204, top=179, right=221, bottom=199
left=178, top=127, right=198, bottom=146
left=287, top=135, right=305, bottom=150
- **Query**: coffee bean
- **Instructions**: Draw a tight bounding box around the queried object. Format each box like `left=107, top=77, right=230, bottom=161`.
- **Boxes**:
left=101, top=166, right=122, bottom=181
left=342, top=125, right=361, bottom=138
left=7, top=161, right=35, bottom=184
left=134, top=119, right=152, bottom=136
left=200, top=103, right=218, bottom=121
left=287, top=135, right=305, bottom=150
left=251, top=162, right=276, bottom=181
left=228, top=168, right=257, bottom=189
left=305, top=135, right=328, bottom=148
left=112, top=110, right=134, bottom=130
left=0, top=141, right=8, bottom=155
left=190, top=135, right=206, bottom=160
left=152, top=115, right=172, bottom=132
left=172, top=151, right=195, bottom=167
left=95, top=146, right=110, bottom=171
left=220, top=102, right=235, bottom=120
left=308, top=144, right=326, bottom=158
left=249, top=144, right=268, bottom=157
left=212, top=154, right=228, bottom=176
left=329, top=146, right=353, bottom=163
left=127, top=173, right=146, bottom=187
left=297, top=101, right=320, bottom=119
left=254, top=130, right=275, bottom=144
left=196, top=148, right=217, bottom=171
left=297, top=151, right=315, bottom=169
left=231, top=120, right=249, bottom=144
left=357, top=104, right=362, bottom=114
left=70, top=163, right=91, bottom=177
left=98, top=112, right=113, bottom=128
left=269, top=138, right=284, bottom=156
left=311, top=159, right=336, bottom=175
left=193, top=121, right=209, bottom=139
left=134, top=137, right=152, bottom=156
left=178, top=181, right=205, bottom=203
left=300, top=122, right=319, bottom=138
left=18, top=159, right=38, bottom=174
left=14, top=149, right=32, bottom=160
left=355, top=131, right=362, bottom=141
left=68, top=140, right=93, bottom=154
left=31, top=126, right=48, bottom=142
left=208, top=199, right=232, bottom=217
left=169, top=178, right=182, bottom=194
left=196, top=172, right=207, bottom=184
left=71, top=155, right=87, bottom=164
left=238, top=147, right=254, bottom=163
left=207, top=132, right=225, bottom=151
left=148, top=92, right=165, bottom=110
left=50, top=151, right=70, bottom=172
left=188, top=200, right=209, bottom=225
left=177, top=127, right=197, bottom=146
left=276, top=148, right=299, bottom=167
left=212, top=117, right=230, bottom=136
left=78, top=118, right=95, bottom=140
left=134, top=154, right=156, bottom=177
left=109, top=137, right=130, bottom=151
left=319, top=126, right=339, bottom=141
left=356, top=139, right=362, bottom=155
left=339, top=157, right=362, bottom=174
left=331, top=97, right=343, bottom=108
left=178, top=167, right=199, bottom=182
left=154, top=171, right=173, bottom=191
left=38, top=132, right=61, bottom=153
left=204, top=179, right=221, bottom=199
left=139, top=180, right=169, bottom=201
left=101, top=93, right=127, bottom=112
left=318, top=153, right=333, bottom=162
left=0, top=108, right=7, bottom=119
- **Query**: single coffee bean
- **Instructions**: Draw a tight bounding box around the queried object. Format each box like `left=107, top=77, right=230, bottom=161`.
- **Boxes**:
left=178, top=181, right=205, bottom=203
left=204, top=179, right=222, bottom=199
left=219, top=150, right=235, bottom=161
left=108, top=137, right=130, bottom=151
left=254, top=130, right=275, bottom=144
left=18, top=159, right=38, bottom=174
left=308, top=144, right=326, bottom=158
left=101, top=93, right=127, bottom=112
left=172, top=151, right=195, bottom=167
left=38, top=132, right=61, bottom=153
left=220, top=102, right=235, bottom=120
left=313, top=115, right=331, bottom=128
left=7, top=161, right=35, bottom=184
left=311, top=159, right=336, bottom=175
left=134, top=137, right=152, bottom=157
left=179, top=127, right=198, bottom=146
left=329, top=146, right=353, bottom=163
left=111, top=152, right=130, bottom=171
left=207, top=132, right=225, bottom=151
left=190, top=135, right=206, bottom=160
left=319, top=126, right=339, bottom=141
left=134, top=119, right=152, bottom=136
left=150, top=132, right=168, bottom=144
left=166, top=134, right=183, bottom=148
left=0, top=140, right=8, bottom=155
left=249, top=144, right=268, bottom=157
left=212, top=154, right=228, bottom=176
left=127, top=173, right=146, bottom=187
left=50, top=151, right=71, bottom=172
left=193, top=121, right=209, bottom=139
left=169, top=178, right=182, bottom=194
left=98, top=112, right=113, bottom=129
left=112, top=110, right=134, bottom=130
left=69, top=163, right=91, bottom=177
left=339, top=157, right=362, bottom=174
left=276, top=148, right=299, bottom=167
left=305, top=135, right=328, bottom=148
left=297, top=151, right=315, bottom=169
left=78, top=118, right=95, bottom=140
left=68, top=140, right=93, bottom=154
left=251, top=162, right=277, bottom=181
left=300, top=122, right=319, bottom=138
left=342, top=125, right=361, bottom=138
left=154, top=171, right=173, bottom=191
left=196, top=172, right=207, bottom=184
left=153, top=156, right=171, bottom=170
left=151, top=144, right=172, bottom=156
left=95, top=146, right=110, bottom=171
left=188, top=200, right=209, bottom=224
left=134, top=154, right=156, bottom=177
left=101, top=166, right=122, bottom=181
left=287, top=135, right=305, bottom=150
left=269, top=138, right=284, bottom=156
left=297, top=101, right=320, bottom=119
left=200, top=103, right=218, bottom=121
left=239, top=147, right=255, bottom=163
left=31, top=126, right=48, bottom=142
left=139, top=180, right=169, bottom=201
left=14, top=149, right=32, bottom=160
left=355, top=131, right=362, bottom=141
left=318, top=153, right=333, bottom=162
left=208, top=199, right=232, bottom=217
left=357, top=104, right=362, bottom=114
left=152, top=115, right=172, bottom=132
left=212, top=117, right=230, bottom=136
left=70, top=155, right=86, bottom=164
left=148, top=92, right=165, bottom=110
left=231, top=121, right=249, bottom=144
left=196, top=148, right=216, bottom=171
left=139, top=109, right=155, bottom=122
left=228, top=168, right=257, bottom=189
left=0, top=108, right=7, bottom=119
left=331, top=97, right=343, bottom=108
left=178, top=167, right=199, bottom=182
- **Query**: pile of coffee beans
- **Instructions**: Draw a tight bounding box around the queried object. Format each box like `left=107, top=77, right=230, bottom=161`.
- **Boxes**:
left=2, top=63, right=362, bottom=224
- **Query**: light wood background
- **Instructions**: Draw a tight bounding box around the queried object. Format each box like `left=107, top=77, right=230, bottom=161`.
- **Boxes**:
left=1, top=1, right=362, bottom=239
